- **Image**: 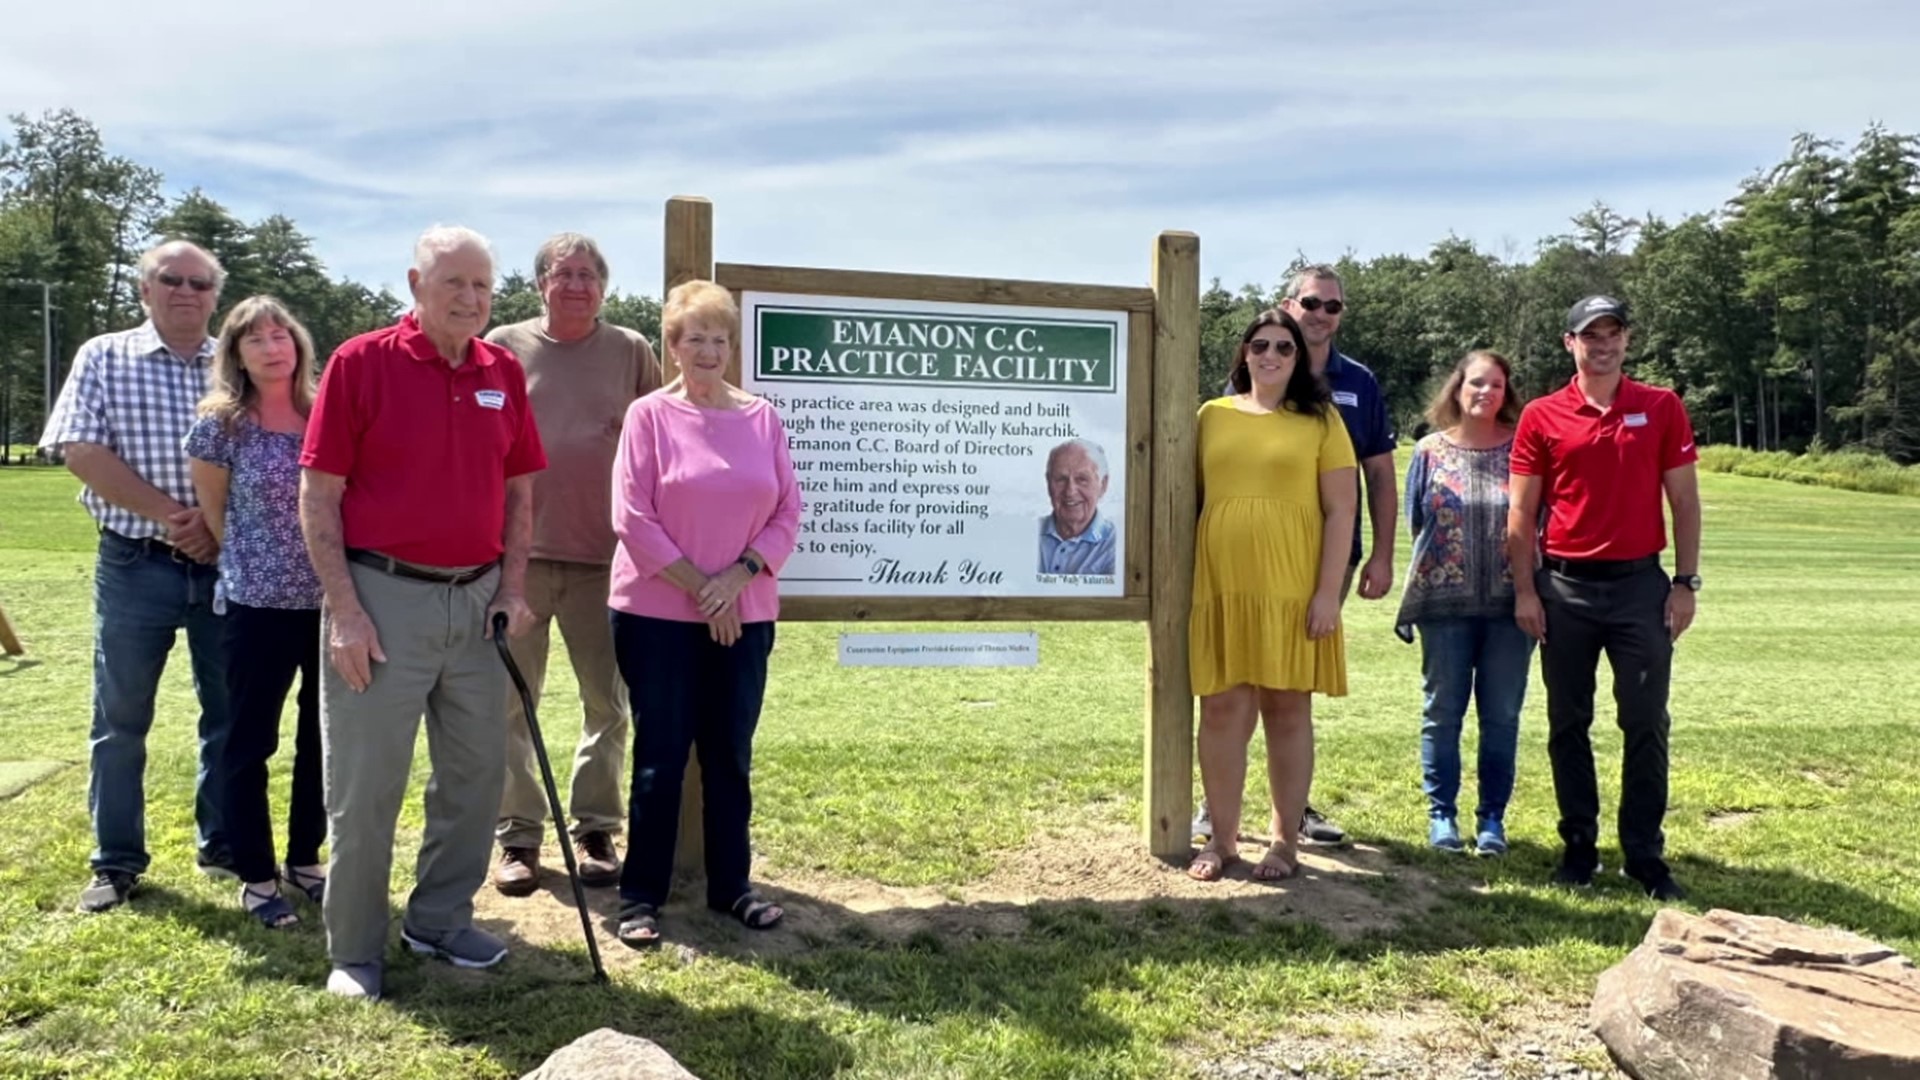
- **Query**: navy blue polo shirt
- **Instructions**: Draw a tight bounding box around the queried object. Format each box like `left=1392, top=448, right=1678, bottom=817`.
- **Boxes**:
left=1224, top=347, right=1395, bottom=563
left=1326, top=349, right=1395, bottom=563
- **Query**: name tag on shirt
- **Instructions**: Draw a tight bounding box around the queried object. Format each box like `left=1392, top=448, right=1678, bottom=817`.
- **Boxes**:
left=1331, top=390, right=1359, bottom=407
left=475, top=390, right=506, bottom=410
left=1623, top=412, right=1648, bottom=427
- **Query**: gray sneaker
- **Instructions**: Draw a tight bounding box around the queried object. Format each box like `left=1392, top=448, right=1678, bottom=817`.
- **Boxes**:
left=1190, top=801, right=1213, bottom=845
left=77, top=870, right=138, bottom=913
left=326, top=963, right=383, bottom=1000
left=401, top=925, right=508, bottom=969
left=1300, top=806, right=1347, bottom=846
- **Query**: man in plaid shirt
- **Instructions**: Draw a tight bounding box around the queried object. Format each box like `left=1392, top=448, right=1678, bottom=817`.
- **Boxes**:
left=39, top=239, right=236, bottom=913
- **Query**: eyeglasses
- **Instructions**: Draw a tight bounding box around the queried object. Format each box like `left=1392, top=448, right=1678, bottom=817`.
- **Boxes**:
left=1246, top=339, right=1296, bottom=357
left=155, top=272, right=216, bottom=293
left=1295, top=296, right=1344, bottom=315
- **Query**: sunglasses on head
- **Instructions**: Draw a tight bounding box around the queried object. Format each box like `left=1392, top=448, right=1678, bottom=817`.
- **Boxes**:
left=1295, top=296, right=1344, bottom=315
left=155, top=271, right=216, bottom=293
left=1247, top=339, right=1296, bottom=357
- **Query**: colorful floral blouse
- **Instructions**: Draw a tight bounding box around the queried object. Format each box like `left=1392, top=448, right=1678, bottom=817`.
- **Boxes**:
left=183, top=414, right=323, bottom=611
left=1393, top=431, right=1517, bottom=641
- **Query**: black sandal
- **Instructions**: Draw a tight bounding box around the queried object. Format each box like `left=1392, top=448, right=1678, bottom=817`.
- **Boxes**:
left=722, top=892, right=784, bottom=930
left=280, top=863, right=326, bottom=904
left=616, top=903, right=661, bottom=949
left=241, top=884, right=299, bottom=930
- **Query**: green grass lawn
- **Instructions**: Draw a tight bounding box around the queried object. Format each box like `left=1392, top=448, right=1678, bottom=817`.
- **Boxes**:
left=1, top=462, right=1918, bottom=1079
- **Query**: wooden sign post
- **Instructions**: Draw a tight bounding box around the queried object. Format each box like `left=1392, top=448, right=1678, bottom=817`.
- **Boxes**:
left=661, top=196, right=1198, bottom=864
left=0, top=599, right=22, bottom=656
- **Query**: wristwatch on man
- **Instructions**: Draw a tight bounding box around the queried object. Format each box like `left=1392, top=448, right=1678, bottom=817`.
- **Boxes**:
left=1672, top=573, right=1702, bottom=591
left=739, top=553, right=765, bottom=577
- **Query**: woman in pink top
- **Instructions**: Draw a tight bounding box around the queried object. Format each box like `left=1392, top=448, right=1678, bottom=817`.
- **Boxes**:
left=608, top=280, right=802, bottom=947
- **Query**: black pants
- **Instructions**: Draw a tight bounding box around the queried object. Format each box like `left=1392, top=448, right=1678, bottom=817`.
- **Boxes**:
left=221, top=603, right=325, bottom=883
left=611, top=612, right=775, bottom=911
left=1537, top=565, right=1673, bottom=872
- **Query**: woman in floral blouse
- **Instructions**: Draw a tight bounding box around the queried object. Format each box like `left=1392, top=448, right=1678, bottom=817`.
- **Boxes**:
left=184, top=297, right=327, bottom=928
left=1393, top=350, right=1534, bottom=856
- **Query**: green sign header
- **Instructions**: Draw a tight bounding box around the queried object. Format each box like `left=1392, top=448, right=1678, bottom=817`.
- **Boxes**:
left=754, top=307, right=1117, bottom=392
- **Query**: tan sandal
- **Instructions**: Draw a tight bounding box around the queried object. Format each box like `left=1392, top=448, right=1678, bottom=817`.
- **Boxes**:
left=1251, top=847, right=1298, bottom=881
left=1187, top=848, right=1239, bottom=882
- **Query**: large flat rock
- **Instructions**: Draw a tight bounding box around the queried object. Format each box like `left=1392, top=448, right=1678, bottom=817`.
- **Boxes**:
left=1593, top=907, right=1920, bottom=1079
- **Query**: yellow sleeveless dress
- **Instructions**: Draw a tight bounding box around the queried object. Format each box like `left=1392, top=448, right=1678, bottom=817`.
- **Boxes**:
left=1188, top=397, right=1357, bottom=697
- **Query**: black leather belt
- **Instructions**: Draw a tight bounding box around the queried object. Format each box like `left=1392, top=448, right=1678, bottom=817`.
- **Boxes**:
left=347, top=549, right=496, bottom=585
left=102, top=529, right=189, bottom=562
left=1543, top=554, right=1660, bottom=580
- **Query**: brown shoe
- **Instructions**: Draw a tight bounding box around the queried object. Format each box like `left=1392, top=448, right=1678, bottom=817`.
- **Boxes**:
left=493, top=846, right=541, bottom=897
left=574, top=831, right=620, bottom=888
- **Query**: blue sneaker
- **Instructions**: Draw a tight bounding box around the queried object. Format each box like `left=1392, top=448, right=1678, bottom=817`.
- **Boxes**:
left=1474, top=819, right=1508, bottom=857
left=1427, top=817, right=1465, bottom=853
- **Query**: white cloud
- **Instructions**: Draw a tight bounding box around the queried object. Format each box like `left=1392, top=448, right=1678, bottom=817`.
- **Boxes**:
left=4, top=0, right=1916, bottom=299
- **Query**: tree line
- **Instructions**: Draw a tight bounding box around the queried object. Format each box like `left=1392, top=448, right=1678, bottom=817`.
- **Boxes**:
left=0, top=110, right=660, bottom=449
left=6, top=110, right=1918, bottom=463
left=1200, top=127, right=1920, bottom=463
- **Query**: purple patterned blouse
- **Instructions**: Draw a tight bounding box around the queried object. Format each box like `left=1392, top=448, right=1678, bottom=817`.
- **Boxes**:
left=1393, top=431, right=1517, bottom=641
left=184, top=414, right=323, bottom=611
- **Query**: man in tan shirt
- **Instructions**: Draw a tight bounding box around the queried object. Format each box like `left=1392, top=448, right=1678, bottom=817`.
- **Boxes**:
left=485, top=233, right=662, bottom=895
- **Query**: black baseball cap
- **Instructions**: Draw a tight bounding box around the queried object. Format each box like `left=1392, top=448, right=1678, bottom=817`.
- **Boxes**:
left=1566, top=295, right=1629, bottom=333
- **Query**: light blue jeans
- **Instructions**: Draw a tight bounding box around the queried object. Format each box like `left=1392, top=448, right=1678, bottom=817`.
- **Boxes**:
left=89, top=532, right=231, bottom=874
left=1416, top=616, right=1535, bottom=824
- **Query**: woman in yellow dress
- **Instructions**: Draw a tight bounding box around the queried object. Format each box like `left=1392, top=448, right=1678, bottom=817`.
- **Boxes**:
left=1188, top=308, right=1357, bottom=882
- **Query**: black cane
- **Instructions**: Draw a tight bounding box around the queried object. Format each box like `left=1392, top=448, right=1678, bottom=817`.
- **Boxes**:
left=492, top=611, right=609, bottom=983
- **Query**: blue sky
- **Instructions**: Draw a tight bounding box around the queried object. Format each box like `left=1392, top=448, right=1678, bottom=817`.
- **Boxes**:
left=4, top=0, right=1915, bottom=300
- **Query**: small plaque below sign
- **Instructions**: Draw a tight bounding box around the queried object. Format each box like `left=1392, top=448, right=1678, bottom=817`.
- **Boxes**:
left=838, top=632, right=1039, bottom=668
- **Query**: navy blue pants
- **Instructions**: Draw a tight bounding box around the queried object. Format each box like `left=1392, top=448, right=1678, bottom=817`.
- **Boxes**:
left=611, top=612, right=774, bottom=911
left=221, top=603, right=325, bottom=884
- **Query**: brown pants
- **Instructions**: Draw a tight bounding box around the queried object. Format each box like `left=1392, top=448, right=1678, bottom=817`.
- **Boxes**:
left=495, top=559, right=630, bottom=849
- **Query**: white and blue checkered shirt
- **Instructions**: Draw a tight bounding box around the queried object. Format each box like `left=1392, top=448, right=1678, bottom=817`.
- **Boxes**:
left=38, top=321, right=217, bottom=540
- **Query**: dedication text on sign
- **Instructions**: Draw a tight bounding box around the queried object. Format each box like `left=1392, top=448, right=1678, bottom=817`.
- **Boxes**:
left=742, top=292, right=1128, bottom=598
left=837, top=632, right=1040, bottom=668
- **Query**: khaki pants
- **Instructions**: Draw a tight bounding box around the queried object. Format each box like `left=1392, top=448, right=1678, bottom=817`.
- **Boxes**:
left=321, top=562, right=506, bottom=967
left=496, top=559, right=630, bottom=849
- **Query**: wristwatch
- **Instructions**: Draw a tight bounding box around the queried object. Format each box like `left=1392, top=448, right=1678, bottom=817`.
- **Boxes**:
left=1672, top=573, right=1701, bottom=591
left=739, top=553, right=765, bottom=576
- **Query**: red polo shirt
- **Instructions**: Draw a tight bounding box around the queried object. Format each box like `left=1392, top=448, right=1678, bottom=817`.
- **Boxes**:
left=1511, top=376, right=1697, bottom=562
left=301, top=313, right=546, bottom=567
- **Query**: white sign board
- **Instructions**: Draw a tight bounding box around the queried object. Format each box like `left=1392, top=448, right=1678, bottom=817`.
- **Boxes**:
left=838, top=632, right=1040, bottom=667
left=741, top=292, right=1127, bottom=598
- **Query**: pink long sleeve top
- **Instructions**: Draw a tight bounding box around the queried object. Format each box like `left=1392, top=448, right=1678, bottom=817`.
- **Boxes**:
left=609, top=392, right=804, bottom=623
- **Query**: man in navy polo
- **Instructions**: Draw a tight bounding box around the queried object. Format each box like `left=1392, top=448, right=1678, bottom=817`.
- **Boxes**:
left=1508, top=296, right=1700, bottom=902
left=1194, top=264, right=1397, bottom=848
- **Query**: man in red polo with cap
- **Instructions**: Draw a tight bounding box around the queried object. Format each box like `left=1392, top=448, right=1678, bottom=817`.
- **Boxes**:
left=299, top=225, right=545, bottom=999
left=1508, top=295, right=1701, bottom=902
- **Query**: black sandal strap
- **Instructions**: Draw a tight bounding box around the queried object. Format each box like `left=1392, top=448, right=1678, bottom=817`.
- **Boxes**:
left=729, top=893, right=784, bottom=929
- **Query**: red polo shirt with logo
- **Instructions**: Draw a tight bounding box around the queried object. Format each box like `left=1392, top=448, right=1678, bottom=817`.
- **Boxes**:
left=301, top=313, right=546, bottom=567
left=1511, top=375, right=1697, bottom=562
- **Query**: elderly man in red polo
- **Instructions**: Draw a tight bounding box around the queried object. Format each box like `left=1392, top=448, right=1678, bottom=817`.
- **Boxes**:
left=299, top=225, right=545, bottom=1000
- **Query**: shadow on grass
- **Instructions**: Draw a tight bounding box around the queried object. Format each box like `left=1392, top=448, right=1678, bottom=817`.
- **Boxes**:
left=725, top=838, right=1919, bottom=1056
left=112, top=832, right=1920, bottom=1072
left=0, top=657, right=43, bottom=676
left=136, top=883, right=854, bottom=1079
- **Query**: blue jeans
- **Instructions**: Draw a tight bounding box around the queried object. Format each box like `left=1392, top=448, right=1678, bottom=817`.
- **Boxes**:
left=1416, top=616, right=1535, bottom=824
left=90, top=532, right=231, bottom=874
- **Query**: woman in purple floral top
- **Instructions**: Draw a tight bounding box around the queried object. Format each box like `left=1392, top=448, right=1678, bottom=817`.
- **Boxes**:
left=1393, top=350, right=1535, bottom=857
left=184, top=297, right=326, bottom=929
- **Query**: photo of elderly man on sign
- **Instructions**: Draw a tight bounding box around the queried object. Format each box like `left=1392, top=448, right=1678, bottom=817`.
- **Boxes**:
left=1038, top=438, right=1116, bottom=577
